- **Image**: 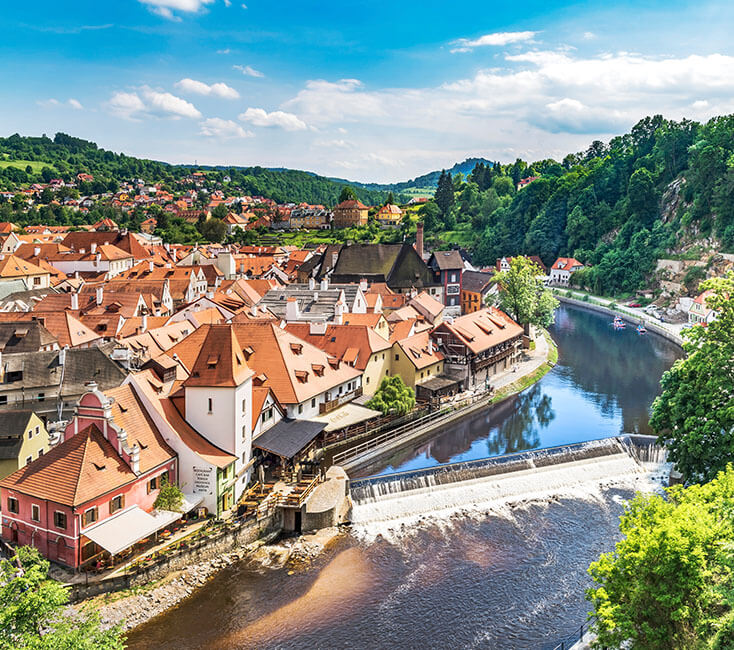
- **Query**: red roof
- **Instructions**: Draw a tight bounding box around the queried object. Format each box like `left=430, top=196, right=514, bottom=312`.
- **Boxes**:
left=551, top=257, right=583, bottom=271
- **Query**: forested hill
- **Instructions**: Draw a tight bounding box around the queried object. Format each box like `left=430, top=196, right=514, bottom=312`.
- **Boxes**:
left=421, top=115, right=734, bottom=296
left=0, top=133, right=391, bottom=205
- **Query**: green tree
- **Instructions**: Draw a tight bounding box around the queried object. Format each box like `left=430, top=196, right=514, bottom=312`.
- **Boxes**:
left=366, top=376, right=416, bottom=415
left=211, top=203, right=228, bottom=220
left=154, top=479, right=184, bottom=512
left=434, top=170, right=454, bottom=217
left=588, top=466, right=734, bottom=650
left=627, top=167, right=657, bottom=226
left=651, top=272, right=734, bottom=482
left=385, top=191, right=395, bottom=205
left=338, top=185, right=357, bottom=203
left=197, top=217, right=227, bottom=243
left=492, top=256, right=559, bottom=334
left=0, top=546, right=125, bottom=649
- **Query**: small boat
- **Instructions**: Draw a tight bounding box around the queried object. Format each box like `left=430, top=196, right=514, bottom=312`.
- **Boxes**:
left=612, top=316, right=625, bottom=329
left=637, top=324, right=647, bottom=334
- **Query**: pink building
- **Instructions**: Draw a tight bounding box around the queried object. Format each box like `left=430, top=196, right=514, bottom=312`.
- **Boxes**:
left=0, top=383, right=177, bottom=570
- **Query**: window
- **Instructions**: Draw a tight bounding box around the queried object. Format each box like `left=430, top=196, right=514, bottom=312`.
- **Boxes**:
left=242, top=452, right=246, bottom=464
left=7, top=497, right=18, bottom=514
left=35, top=426, right=39, bottom=436
left=147, top=475, right=160, bottom=493
left=27, top=429, right=32, bottom=440
left=311, top=398, right=316, bottom=408
left=395, top=354, right=399, bottom=361
left=298, top=404, right=303, bottom=414
left=37, top=393, right=45, bottom=402
left=208, top=398, right=213, bottom=413
left=31, top=504, right=40, bottom=522
left=25, top=456, right=32, bottom=466
left=0, top=396, right=6, bottom=405
left=83, top=507, right=98, bottom=526
left=366, top=376, right=370, bottom=384
left=54, top=511, right=67, bottom=529
left=109, top=494, right=124, bottom=514
left=38, top=449, right=43, bottom=457
left=242, top=398, right=247, bottom=413
left=242, top=425, right=247, bottom=439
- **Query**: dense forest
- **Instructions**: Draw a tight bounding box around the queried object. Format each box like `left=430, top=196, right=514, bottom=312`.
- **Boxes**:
left=0, top=133, right=391, bottom=205
left=417, top=115, right=734, bottom=295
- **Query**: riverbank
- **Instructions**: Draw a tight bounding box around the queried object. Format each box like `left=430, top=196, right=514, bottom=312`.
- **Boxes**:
left=338, top=327, right=556, bottom=473
left=553, top=291, right=686, bottom=347
left=91, top=527, right=343, bottom=633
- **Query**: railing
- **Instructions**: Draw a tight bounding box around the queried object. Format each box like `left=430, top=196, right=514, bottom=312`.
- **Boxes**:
left=276, top=475, right=320, bottom=509
left=544, top=617, right=596, bottom=650
left=319, top=386, right=363, bottom=414
left=332, top=391, right=493, bottom=467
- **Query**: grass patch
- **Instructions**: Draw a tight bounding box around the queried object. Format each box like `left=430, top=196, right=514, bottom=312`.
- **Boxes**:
left=0, top=158, right=51, bottom=173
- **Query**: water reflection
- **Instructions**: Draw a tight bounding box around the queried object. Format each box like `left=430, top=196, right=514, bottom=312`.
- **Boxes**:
left=355, top=305, right=682, bottom=478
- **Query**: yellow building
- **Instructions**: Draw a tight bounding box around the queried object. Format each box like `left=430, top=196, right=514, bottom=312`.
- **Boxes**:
left=333, top=200, right=369, bottom=228
left=390, top=331, right=444, bottom=389
left=376, top=203, right=403, bottom=227
left=0, top=411, right=50, bottom=480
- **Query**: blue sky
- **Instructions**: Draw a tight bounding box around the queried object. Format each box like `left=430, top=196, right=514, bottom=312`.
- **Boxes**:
left=3, top=0, right=734, bottom=182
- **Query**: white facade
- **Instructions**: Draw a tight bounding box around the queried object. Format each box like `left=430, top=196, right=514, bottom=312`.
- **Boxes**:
left=285, top=376, right=362, bottom=420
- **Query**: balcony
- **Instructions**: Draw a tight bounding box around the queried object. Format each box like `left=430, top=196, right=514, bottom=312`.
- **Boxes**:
left=319, top=386, right=363, bottom=414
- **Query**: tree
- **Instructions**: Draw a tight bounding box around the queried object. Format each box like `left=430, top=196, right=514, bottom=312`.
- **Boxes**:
left=492, top=256, right=559, bottom=334
left=210, top=203, right=228, bottom=220
left=588, top=466, right=734, bottom=650
left=434, top=170, right=454, bottom=217
left=197, top=217, right=227, bottom=243
left=627, top=167, right=657, bottom=226
left=651, top=272, right=734, bottom=482
left=385, top=191, right=395, bottom=205
left=154, top=479, right=184, bottom=512
left=0, top=546, right=125, bottom=649
left=366, top=376, right=416, bottom=415
left=338, top=185, right=357, bottom=203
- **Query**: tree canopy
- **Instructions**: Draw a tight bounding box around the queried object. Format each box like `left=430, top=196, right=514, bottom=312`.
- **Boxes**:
left=491, top=256, right=559, bottom=334
left=651, top=271, right=734, bottom=482
left=366, top=376, right=416, bottom=415
left=0, top=546, right=125, bottom=649
left=588, top=465, right=734, bottom=650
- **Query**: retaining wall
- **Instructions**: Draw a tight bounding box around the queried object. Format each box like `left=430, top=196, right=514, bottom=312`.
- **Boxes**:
left=556, top=295, right=684, bottom=347
left=67, top=511, right=282, bottom=603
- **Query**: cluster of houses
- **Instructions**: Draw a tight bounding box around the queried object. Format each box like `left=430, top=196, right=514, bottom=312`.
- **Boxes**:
left=0, top=219, right=536, bottom=572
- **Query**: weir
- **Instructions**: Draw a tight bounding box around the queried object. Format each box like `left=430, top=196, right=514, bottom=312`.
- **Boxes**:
left=349, top=436, right=669, bottom=527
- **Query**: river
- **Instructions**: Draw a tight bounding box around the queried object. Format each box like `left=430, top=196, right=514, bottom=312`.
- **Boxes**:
left=126, top=305, right=682, bottom=650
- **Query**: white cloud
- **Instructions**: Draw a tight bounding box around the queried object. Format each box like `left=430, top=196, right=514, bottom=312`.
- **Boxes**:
left=107, top=88, right=201, bottom=120
left=451, top=30, right=537, bottom=53
left=139, top=0, right=214, bottom=20
left=582, top=31, right=596, bottom=40
left=283, top=79, right=386, bottom=125
left=37, top=98, right=84, bottom=110
left=216, top=48, right=231, bottom=54
left=233, top=64, right=264, bottom=78
left=224, top=0, right=231, bottom=5
left=200, top=117, right=252, bottom=138
left=239, top=108, right=307, bottom=131
left=175, top=78, right=239, bottom=99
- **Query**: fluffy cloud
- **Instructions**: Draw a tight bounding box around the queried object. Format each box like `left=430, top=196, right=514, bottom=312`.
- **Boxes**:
left=200, top=117, right=252, bottom=138
left=239, top=108, right=307, bottom=131
left=175, top=78, right=239, bottom=99
left=37, top=98, right=84, bottom=110
left=107, top=88, right=201, bottom=120
left=233, top=64, right=264, bottom=78
left=139, top=0, right=214, bottom=20
left=451, top=31, right=537, bottom=53
left=283, top=79, right=386, bottom=125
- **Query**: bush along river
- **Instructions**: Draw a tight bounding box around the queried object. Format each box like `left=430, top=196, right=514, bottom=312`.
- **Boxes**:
left=126, top=305, right=683, bottom=650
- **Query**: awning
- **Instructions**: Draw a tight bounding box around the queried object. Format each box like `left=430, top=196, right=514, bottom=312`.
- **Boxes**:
left=83, top=506, right=181, bottom=556
left=311, top=403, right=382, bottom=432
left=253, top=418, right=325, bottom=460
left=181, top=492, right=204, bottom=513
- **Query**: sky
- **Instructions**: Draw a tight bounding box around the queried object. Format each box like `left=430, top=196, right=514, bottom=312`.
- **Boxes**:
left=3, top=0, right=734, bottom=183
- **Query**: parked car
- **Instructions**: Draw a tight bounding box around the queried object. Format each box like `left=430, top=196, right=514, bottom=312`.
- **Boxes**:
left=627, top=302, right=642, bottom=307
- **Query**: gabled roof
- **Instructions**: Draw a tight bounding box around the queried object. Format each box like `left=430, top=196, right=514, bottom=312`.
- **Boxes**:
left=0, top=255, right=48, bottom=278
left=429, top=250, right=463, bottom=271
left=0, top=424, right=135, bottom=506
left=462, top=270, right=495, bottom=293
left=432, top=307, right=522, bottom=354
left=551, top=257, right=583, bottom=271
left=335, top=199, right=368, bottom=210
left=396, top=331, right=444, bottom=369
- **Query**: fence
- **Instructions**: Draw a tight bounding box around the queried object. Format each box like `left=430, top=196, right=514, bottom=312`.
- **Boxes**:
left=544, top=618, right=596, bottom=650
left=321, top=405, right=430, bottom=448
left=332, top=391, right=494, bottom=467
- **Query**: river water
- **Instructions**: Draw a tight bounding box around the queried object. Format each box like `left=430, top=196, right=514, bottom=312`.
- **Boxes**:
left=127, top=305, right=682, bottom=650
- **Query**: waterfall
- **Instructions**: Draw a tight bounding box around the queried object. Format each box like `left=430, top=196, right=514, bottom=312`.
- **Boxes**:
left=349, top=437, right=668, bottom=534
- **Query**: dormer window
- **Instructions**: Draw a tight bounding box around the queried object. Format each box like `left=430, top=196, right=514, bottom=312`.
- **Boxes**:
left=290, top=343, right=303, bottom=355
left=295, top=370, right=308, bottom=383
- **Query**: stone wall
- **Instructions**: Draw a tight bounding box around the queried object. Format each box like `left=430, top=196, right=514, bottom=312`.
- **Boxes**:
left=67, top=511, right=282, bottom=603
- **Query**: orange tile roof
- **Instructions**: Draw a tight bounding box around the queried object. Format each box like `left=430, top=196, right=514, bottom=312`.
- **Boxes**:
left=0, top=255, right=48, bottom=278
left=433, top=307, right=522, bottom=354
left=182, top=324, right=254, bottom=387
left=397, top=331, right=444, bottom=369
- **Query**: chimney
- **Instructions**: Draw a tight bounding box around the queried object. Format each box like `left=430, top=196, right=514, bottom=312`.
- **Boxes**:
left=313, top=292, right=319, bottom=302
left=91, top=242, right=97, bottom=254
left=285, top=297, right=300, bottom=321
left=96, top=286, right=103, bottom=306
left=334, top=300, right=344, bottom=324
left=141, top=314, right=148, bottom=333
left=59, top=346, right=67, bottom=366
left=129, top=443, right=140, bottom=474
left=416, top=222, right=424, bottom=260
left=70, top=292, right=79, bottom=310
left=309, top=321, right=327, bottom=335
left=320, top=277, right=329, bottom=291
left=148, top=260, right=154, bottom=273
left=95, top=252, right=101, bottom=265
left=80, top=248, right=85, bottom=255
left=359, top=277, right=368, bottom=292
left=308, top=277, right=315, bottom=290
left=331, top=251, right=338, bottom=268
left=250, top=304, right=257, bottom=317
left=34, top=246, right=40, bottom=257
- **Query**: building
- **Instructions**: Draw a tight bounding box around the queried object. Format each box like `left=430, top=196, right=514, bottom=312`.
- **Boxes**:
left=376, top=204, right=403, bottom=227
left=430, top=308, right=523, bottom=391
left=0, top=384, right=178, bottom=569
left=461, top=270, right=495, bottom=315
left=0, top=255, right=51, bottom=290
left=0, top=411, right=50, bottom=480
left=391, top=330, right=445, bottom=390
left=427, top=251, right=464, bottom=314
left=688, top=290, right=717, bottom=324
left=333, top=200, right=369, bottom=228
left=496, top=256, right=547, bottom=275
left=290, top=207, right=332, bottom=230
left=549, top=257, right=584, bottom=286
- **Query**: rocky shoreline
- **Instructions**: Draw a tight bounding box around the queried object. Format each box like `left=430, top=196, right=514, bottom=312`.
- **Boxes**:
left=89, top=527, right=341, bottom=633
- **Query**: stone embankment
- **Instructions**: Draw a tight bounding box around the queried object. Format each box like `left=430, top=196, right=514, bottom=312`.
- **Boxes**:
left=94, top=528, right=342, bottom=632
